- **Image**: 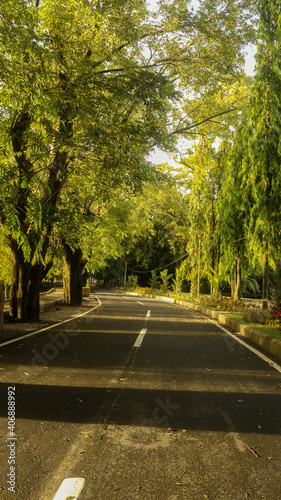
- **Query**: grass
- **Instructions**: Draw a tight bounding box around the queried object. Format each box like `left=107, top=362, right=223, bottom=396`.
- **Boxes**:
left=224, top=313, right=281, bottom=342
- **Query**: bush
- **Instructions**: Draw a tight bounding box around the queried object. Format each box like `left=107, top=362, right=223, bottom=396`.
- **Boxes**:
left=216, top=297, right=243, bottom=311
left=172, top=268, right=183, bottom=295
left=243, top=308, right=273, bottom=325
left=149, top=272, right=159, bottom=291
left=127, top=275, right=138, bottom=288
left=159, top=269, right=173, bottom=293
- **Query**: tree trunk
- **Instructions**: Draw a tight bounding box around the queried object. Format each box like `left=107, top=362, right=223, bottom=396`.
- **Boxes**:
left=232, top=258, right=241, bottom=302
left=8, top=239, right=43, bottom=322
left=18, top=261, right=30, bottom=322
left=27, top=263, right=42, bottom=322
left=63, top=244, right=87, bottom=306
left=9, top=246, right=20, bottom=319
left=210, top=244, right=220, bottom=298
left=262, top=235, right=268, bottom=309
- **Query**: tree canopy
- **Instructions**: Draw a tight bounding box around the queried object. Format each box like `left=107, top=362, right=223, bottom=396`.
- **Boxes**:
left=1, top=0, right=271, bottom=320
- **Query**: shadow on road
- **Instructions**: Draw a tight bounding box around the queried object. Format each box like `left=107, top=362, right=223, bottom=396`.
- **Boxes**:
left=1, top=382, right=280, bottom=435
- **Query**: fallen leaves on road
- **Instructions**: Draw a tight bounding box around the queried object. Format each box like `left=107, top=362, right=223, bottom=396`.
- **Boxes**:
left=77, top=398, right=83, bottom=403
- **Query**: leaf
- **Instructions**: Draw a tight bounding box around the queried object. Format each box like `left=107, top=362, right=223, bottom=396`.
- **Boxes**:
left=77, top=398, right=83, bottom=403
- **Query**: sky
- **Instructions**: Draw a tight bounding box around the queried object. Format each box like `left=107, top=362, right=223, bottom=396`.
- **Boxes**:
left=149, top=46, right=257, bottom=167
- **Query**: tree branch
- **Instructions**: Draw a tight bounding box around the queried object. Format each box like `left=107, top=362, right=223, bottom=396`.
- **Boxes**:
left=168, top=107, right=237, bottom=136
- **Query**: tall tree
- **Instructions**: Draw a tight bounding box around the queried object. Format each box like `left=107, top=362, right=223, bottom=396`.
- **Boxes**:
left=0, top=0, right=174, bottom=320
left=246, top=0, right=281, bottom=308
left=218, top=127, right=251, bottom=301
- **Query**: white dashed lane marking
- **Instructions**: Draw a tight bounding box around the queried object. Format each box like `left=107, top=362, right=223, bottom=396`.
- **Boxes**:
left=53, top=477, right=85, bottom=500
left=134, top=328, right=147, bottom=348
left=133, top=310, right=151, bottom=348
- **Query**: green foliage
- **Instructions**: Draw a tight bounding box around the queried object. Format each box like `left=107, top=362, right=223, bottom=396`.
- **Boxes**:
left=159, top=269, right=173, bottom=293
left=266, top=248, right=281, bottom=307
left=241, top=276, right=260, bottom=297
left=127, top=275, right=138, bottom=288
left=0, top=0, right=258, bottom=319
left=172, top=268, right=183, bottom=295
left=149, top=272, right=159, bottom=291
left=246, top=0, right=281, bottom=244
left=0, top=232, right=12, bottom=286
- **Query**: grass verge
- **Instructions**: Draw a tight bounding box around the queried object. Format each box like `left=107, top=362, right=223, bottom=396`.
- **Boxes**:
left=124, top=288, right=281, bottom=343
left=224, top=313, right=281, bottom=342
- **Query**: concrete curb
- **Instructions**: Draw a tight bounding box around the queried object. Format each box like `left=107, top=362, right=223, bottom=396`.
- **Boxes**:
left=124, top=291, right=281, bottom=362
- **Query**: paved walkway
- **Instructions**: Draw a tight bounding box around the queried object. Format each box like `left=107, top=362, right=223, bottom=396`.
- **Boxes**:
left=3, top=288, right=63, bottom=314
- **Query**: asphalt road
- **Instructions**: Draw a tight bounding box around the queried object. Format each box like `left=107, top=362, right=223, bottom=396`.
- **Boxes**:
left=0, top=291, right=281, bottom=500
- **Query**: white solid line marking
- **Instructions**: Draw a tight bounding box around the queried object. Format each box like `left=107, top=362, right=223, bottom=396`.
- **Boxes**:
left=134, top=328, right=147, bottom=348
left=0, top=298, right=102, bottom=348
left=53, top=477, right=85, bottom=500
left=208, top=318, right=281, bottom=374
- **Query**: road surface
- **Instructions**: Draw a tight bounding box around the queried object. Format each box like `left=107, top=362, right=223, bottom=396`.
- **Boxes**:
left=0, top=291, right=281, bottom=500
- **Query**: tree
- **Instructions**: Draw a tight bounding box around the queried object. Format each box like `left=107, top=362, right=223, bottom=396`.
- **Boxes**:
left=0, top=0, right=256, bottom=321
left=0, top=0, right=175, bottom=319
left=0, top=231, right=12, bottom=298
left=245, top=0, right=281, bottom=308
left=181, top=137, right=224, bottom=296
left=218, top=127, right=251, bottom=301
